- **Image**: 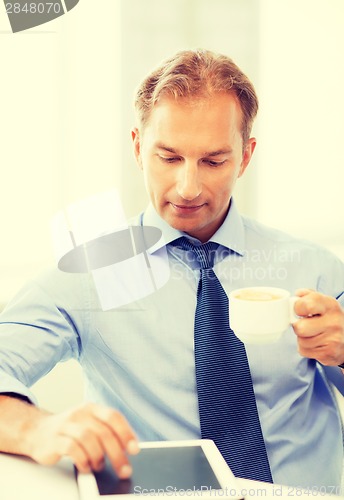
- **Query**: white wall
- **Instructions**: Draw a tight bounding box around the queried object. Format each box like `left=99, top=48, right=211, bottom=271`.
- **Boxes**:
left=31, top=360, right=84, bottom=413
left=256, top=0, right=344, bottom=258
left=0, top=0, right=122, bottom=306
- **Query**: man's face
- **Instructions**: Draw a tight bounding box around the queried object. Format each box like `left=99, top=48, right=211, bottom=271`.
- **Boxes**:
left=132, top=92, right=256, bottom=242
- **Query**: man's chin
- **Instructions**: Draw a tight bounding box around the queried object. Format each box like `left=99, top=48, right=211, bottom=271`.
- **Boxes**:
left=167, top=215, right=202, bottom=236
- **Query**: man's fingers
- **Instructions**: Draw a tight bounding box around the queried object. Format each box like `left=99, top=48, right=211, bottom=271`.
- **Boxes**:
left=294, top=290, right=331, bottom=317
left=36, top=433, right=92, bottom=473
left=31, top=403, right=140, bottom=479
left=98, top=428, right=134, bottom=478
left=58, top=406, right=139, bottom=478
left=297, top=339, right=343, bottom=365
left=293, top=316, right=327, bottom=338
left=59, top=435, right=94, bottom=473
left=92, top=406, right=140, bottom=456
left=91, top=407, right=140, bottom=478
left=60, top=420, right=107, bottom=472
left=291, top=292, right=344, bottom=364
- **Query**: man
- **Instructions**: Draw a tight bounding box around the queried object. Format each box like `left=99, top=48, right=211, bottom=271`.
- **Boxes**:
left=0, top=49, right=344, bottom=489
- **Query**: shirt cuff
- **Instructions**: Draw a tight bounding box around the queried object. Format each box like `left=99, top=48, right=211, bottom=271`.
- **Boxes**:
left=0, top=371, right=38, bottom=405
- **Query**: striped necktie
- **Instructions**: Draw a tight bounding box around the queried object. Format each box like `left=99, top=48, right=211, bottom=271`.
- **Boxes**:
left=175, top=237, right=273, bottom=482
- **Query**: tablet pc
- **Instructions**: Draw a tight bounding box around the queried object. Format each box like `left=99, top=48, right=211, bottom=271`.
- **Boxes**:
left=77, top=439, right=243, bottom=500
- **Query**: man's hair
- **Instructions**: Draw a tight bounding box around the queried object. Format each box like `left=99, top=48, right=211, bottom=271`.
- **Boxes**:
left=134, top=49, right=258, bottom=146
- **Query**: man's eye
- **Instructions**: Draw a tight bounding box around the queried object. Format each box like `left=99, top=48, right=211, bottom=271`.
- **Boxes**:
left=204, top=159, right=226, bottom=167
left=160, top=156, right=180, bottom=163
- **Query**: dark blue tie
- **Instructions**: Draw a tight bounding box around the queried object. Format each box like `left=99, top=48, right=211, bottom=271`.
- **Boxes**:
left=175, top=237, right=273, bottom=482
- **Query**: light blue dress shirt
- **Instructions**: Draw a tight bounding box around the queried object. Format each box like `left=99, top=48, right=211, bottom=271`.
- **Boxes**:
left=0, top=200, right=344, bottom=490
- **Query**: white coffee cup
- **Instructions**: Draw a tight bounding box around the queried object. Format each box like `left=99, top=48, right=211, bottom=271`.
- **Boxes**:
left=229, top=286, right=299, bottom=344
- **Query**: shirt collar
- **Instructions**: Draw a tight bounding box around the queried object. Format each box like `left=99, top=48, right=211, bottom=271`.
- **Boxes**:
left=210, top=199, right=245, bottom=255
left=141, top=199, right=245, bottom=256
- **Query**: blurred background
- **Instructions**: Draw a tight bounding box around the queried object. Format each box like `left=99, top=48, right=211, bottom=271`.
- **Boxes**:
left=1, top=0, right=343, bottom=410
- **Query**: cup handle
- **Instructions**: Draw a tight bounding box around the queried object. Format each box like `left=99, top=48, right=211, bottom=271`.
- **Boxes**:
left=289, top=296, right=301, bottom=324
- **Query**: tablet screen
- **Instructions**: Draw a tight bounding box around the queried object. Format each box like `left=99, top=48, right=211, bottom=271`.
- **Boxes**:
left=94, top=445, right=221, bottom=495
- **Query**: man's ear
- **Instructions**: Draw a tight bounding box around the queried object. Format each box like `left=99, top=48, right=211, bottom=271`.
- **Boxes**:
left=131, top=127, right=143, bottom=169
left=238, top=137, right=256, bottom=177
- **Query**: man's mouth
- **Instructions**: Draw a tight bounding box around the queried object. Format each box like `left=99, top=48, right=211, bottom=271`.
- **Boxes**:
left=170, top=203, right=205, bottom=214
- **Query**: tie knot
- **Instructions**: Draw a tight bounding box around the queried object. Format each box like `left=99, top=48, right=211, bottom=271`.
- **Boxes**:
left=173, top=237, right=218, bottom=269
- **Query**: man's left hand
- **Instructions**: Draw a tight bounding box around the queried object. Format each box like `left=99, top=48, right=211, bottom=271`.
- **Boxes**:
left=292, top=289, right=344, bottom=366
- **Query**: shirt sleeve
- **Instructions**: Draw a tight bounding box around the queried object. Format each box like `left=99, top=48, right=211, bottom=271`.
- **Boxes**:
left=0, top=268, right=89, bottom=403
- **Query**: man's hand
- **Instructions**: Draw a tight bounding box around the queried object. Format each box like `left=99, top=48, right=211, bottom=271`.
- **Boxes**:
left=0, top=397, right=140, bottom=477
left=292, top=289, right=344, bottom=366
left=25, top=403, right=140, bottom=478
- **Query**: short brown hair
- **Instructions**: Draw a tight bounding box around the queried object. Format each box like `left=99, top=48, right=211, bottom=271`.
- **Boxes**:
left=134, top=49, right=258, bottom=145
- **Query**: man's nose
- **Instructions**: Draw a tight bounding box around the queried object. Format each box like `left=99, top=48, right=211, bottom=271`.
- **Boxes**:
left=176, top=162, right=202, bottom=201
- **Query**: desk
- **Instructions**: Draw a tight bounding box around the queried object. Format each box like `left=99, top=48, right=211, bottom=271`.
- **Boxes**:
left=0, top=452, right=341, bottom=500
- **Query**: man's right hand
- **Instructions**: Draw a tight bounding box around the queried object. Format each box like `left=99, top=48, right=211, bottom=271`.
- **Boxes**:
left=0, top=397, right=140, bottom=478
